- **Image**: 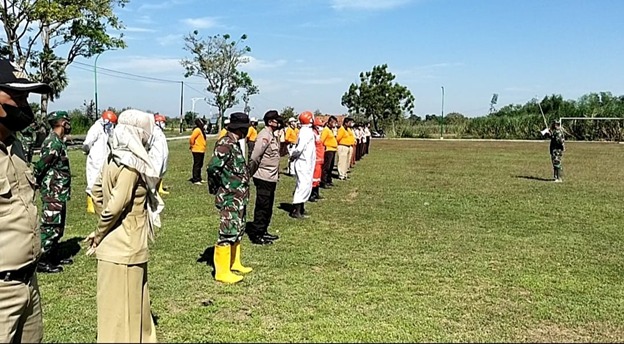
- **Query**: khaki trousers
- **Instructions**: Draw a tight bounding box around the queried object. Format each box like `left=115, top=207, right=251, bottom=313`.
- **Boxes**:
left=0, top=274, right=43, bottom=343
left=97, top=261, right=157, bottom=343
left=337, top=145, right=352, bottom=179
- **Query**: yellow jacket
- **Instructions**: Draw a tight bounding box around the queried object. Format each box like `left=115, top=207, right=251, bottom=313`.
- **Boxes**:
left=247, top=126, right=258, bottom=142
left=285, top=127, right=298, bottom=144
left=321, top=127, right=338, bottom=151
left=190, top=128, right=207, bottom=153
left=336, top=126, right=355, bottom=146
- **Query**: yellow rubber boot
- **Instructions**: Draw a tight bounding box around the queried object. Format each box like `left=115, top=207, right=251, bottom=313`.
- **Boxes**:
left=158, top=180, right=170, bottom=195
left=230, top=241, right=252, bottom=274
left=86, top=195, right=95, bottom=214
left=214, top=245, right=243, bottom=284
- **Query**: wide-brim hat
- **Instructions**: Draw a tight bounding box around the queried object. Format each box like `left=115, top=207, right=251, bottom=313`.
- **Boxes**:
left=227, top=112, right=251, bottom=130
left=0, top=59, right=51, bottom=94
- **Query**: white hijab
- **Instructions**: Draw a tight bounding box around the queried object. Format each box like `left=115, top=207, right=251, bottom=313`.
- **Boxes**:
left=109, top=109, right=164, bottom=240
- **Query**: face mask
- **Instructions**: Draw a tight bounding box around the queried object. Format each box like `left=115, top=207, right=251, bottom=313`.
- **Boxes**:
left=156, top=122, right=165, bottom=130
left=0, top=103, right=35, bottom=132
left=241, top=128, right=249, bottom=137
left=63, top=122, right=72, bottom=135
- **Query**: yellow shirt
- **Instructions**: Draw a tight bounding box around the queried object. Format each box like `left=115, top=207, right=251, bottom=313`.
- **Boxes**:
left=320, top=127, right=338, bottom=151
left=218, top=128, right=227, bottom=140
left=285, top=127, right=298, bottom=144
left=336, top=126, right=356, bottom=146
left=190, top=128, right=207, bottom=153
left=247, top=126, right=258, bottom=142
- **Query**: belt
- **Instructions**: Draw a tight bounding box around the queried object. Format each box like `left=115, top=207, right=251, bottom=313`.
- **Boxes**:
left=0, top=262, right=36, bottom=284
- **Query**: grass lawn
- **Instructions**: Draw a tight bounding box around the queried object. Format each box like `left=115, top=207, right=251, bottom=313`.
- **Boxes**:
left=39, top=138, right=624, bottom=342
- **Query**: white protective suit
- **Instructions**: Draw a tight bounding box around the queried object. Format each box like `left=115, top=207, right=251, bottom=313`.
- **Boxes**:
left=83, top=118, right=114, bottom=195
left=148, top=124, right=169, bottom=177
left=291, top=124, right=316, bottom=204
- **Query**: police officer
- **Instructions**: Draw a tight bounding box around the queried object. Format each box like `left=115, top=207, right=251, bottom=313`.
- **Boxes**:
left=0, top=58, right=51, bottom=343
left=34, top=111, right=72, bottom=273
left=247, top=110, right=285, bottom=245
left=207, top=112, right=253, bottom=284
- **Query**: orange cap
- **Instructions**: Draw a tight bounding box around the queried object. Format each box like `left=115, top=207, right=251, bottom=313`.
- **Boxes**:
left=102, top=110, right=117, bottom=124
left=298, top=111, right=313, bottom=125
left=154, top=114, right=166, bottom=123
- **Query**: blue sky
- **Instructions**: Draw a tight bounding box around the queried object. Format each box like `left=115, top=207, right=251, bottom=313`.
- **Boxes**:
left=52, top=0, right=624, bottom=119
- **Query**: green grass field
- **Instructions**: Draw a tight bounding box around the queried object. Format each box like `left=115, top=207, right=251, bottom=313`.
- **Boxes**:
left=39, top=139, right=624, bottom=342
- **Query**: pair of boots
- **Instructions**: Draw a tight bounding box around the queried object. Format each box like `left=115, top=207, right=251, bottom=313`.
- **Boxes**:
left=554, top=168, right=563, bottom=182
left=213, top=242, right=252, bottom=284
left=289, top=203, right=308, bottom=219
left=248, top=229, right=279, bottom=245
left=37, top=248, right=73, bottom=274
left=308, top=187, right=323, bottom=202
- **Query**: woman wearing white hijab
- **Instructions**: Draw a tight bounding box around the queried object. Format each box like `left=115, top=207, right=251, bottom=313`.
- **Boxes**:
left=85, top=109, right=164, bottom=343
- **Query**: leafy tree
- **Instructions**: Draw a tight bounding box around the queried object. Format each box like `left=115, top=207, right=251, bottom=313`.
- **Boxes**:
left=82, top=99, right=96, bottom=121
left=184, top=111, right=197, bottom=126
left=313, top=109, right=322, bottom=117
left=280, top=106, right=295, bottom=121
left=0, top=0, right=128, bottom=114
left=242, top=81, right=259, bottom=114
left=181, top=31, right=257, bottom=130
left=341, top=64, right=415, bottom=131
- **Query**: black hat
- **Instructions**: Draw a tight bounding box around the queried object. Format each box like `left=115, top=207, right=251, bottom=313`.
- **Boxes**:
left=263, top=110, right=283, bottom=123
left=0, top=59, right=51, bottom=94
left=227, top=112, right=251, bottom=130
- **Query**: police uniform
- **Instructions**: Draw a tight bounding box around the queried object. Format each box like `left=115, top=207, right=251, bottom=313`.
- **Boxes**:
left=247, top=110, right=284, bottom=244
left=0, top=58, right=51, bottom=343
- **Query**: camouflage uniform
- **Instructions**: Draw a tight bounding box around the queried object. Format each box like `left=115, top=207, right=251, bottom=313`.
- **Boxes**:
left=207, top=132, right=250, bottom=245
left=33, top=131, right=71, bottom=253
left=18, top=122, right=37, bottom=163
left=550, top=127, right=565, bottom=180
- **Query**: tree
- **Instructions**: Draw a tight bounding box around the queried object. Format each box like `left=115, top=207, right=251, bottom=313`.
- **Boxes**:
left=242, top=81, right=259, bottom=114
left=0, top=0, right=128, bottom=114
left=82, top=99, right=96, bottom=121
left=341, top=64, right=415, bottom=131
left=280, top=106, right=295, bottom=121
left=184, top=111, right=198, bottom=126
left=181, top=31, right=257, bottom=131
left=313, top=109, right=322, bottom=117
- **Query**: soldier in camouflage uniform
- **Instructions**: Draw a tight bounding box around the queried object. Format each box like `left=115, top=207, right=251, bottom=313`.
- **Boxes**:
left=206, top=112, right=252, bottom=284
left=548, top=119, right=565, bottom=182
left=18, top=121, right=37, bottom=163
left=33, top=111, right=72, bottom=273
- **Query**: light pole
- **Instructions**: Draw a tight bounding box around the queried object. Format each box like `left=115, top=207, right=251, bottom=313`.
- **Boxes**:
left=191, top=97, right=207, bottom=114
left=94, top=53, right=102, bottom=116
left=440, top=86, right=445, bottom=139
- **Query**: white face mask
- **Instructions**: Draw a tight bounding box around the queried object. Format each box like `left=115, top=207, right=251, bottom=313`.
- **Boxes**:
left=156, top=122, right=165, bottom=130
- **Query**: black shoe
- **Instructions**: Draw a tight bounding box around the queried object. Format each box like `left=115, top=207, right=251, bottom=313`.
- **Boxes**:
left=249, top=235, right=273, bottom=245
left=263, top=232, right=279, bottom=241
left=37, top=261, right=63, bottom=274
left=308, top=195, right=318, bottom=202
left=58, top=257, right=73, bottom=265
left=289, top=204, right=304, bottom=219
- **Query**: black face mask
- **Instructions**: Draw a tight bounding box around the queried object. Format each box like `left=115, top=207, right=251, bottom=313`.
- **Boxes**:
left=240, top=128, right=249, bottom=137
left=63, top=122, right=72, bottom=135
left=0, top=104, right=34, bottom=132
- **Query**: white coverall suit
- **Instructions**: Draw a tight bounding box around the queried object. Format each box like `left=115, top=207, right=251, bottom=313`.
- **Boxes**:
left=83, top=119, right=114, bottom=196
left=291, top=124, right=316, bottom=204
left=148, top=124, right=169, bottom=178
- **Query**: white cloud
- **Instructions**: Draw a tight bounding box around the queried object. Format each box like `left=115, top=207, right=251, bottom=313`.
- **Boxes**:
left=123, top=26, right=157, bottom=33
left=331, top=0, right=413, bottom=10
left=242, top=56, right=288, bottom=71
left=158, top=34, right=184, bottom=46
left=103, top=56, right=184, bottom=74
left=181, top=17, right=220, bottom=29
left=134, top=15, right=154, bottom=24
left=293, top=77, right=344, bottom=85
left=138, top=0, right=194, bottom=11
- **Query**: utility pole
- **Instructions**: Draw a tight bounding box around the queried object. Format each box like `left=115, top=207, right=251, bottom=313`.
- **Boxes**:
left=440, top=86, right=445, bottom=140
left=94, top=53, right=102, bottom=116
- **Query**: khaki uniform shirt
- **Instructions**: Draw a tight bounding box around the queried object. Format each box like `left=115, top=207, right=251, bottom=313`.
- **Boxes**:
left=249, top=128, right=281, bottom=183
left=92, top=160, right=149, bottom=265
left=0, top=137, right=40, bottom=271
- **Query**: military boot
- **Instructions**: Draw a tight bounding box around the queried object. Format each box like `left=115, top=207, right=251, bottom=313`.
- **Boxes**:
left=37, top=254, right=63, bottom=274
left=289, top=203, right=304, bottom=219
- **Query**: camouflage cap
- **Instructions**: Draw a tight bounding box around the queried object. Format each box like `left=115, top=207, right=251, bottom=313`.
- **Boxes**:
left=47, top=111, right=69, bottom=125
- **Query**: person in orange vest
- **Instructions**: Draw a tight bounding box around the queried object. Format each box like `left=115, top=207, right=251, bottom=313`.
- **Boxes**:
left=336, top=117, right=355, bottom=180
left=320, top=116, right=338, bottom=188
left=246, top=117, right=258, bottom=161
left=189, top=118, right=206, bottom=185
left=309, top=117, right=325, bottom=202
left=284, top=117, right=298, bottom=175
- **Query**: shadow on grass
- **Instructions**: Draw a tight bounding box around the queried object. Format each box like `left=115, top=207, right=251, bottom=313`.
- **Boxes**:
left=54, top=237, right=83, bottom=262
left=197, top=246, right=216, bottom=278
left=514, top=175, right=553, bottom=182
left=278, top=202, right=294, bottom=214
